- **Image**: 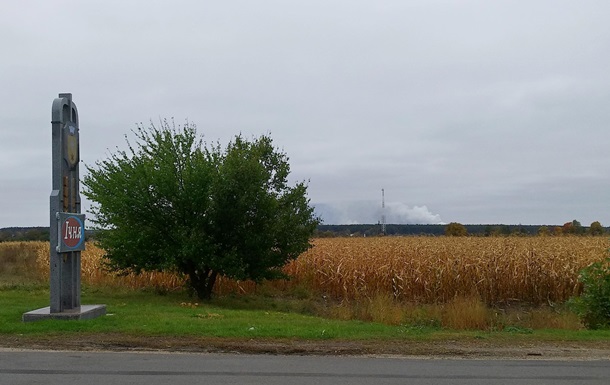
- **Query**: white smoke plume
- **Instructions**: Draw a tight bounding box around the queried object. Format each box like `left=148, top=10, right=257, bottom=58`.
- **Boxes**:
left=314, top=201, right=443, bottom=225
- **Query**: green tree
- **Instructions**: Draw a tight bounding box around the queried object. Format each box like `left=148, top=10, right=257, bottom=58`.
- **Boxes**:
left=570, top=257, right=610, bottom=329
left=589, top=221, right=605, bottom=236
left=562, top=220, right=584, bottom=235
left=445, top=222, right=467, bottom=236
left=83, top=120, right=319, bottom=299
left=572, top=220, right=585, bottom=235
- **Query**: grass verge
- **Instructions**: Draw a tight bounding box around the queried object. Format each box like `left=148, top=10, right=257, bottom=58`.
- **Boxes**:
left=3, top=285, right=610, bottom=348
left=3, top=285, right=430, bottom=340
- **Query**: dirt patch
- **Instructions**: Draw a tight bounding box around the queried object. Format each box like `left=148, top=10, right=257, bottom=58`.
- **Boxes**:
left=1, top=334, right=609, bottom=360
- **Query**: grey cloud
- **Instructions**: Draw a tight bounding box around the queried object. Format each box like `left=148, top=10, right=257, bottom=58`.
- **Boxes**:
left=2, top=1, right=610, bottom=227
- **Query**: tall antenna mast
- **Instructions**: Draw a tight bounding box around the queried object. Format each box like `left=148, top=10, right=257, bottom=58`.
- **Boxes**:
left=381, top=188, right=386, bottom=235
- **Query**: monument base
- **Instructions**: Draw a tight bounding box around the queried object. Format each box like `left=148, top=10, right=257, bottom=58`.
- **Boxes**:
left=22, top=305, right=107, bottom=322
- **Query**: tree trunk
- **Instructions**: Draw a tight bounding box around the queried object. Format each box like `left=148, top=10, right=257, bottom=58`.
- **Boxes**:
left=186, top=265, right=218, bottom=300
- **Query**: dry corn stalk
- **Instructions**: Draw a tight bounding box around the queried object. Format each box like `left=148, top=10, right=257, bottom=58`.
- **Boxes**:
left=20, top=236, right=610, bottom=305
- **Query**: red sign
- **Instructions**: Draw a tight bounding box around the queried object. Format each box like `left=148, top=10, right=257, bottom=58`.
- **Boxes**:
left=61, top=216, right=84, bottom=249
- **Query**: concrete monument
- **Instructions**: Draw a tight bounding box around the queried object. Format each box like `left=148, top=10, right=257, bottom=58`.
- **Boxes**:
left=23, top=93, right=106, bottom=322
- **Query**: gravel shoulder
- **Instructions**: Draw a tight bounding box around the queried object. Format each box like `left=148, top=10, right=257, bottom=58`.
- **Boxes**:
left=1, top=334, right=609, bottom=360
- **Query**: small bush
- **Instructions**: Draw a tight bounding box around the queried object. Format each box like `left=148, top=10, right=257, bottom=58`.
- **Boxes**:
left=571, top=257, right=610, bottom=329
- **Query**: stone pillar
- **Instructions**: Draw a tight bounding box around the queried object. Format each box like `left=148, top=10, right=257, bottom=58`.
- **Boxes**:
left=23, top=93, right=106, bottom=322
left=50, top=93, right=82, bottom=313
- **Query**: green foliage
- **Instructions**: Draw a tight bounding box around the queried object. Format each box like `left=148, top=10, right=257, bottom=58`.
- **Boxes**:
left=504, top=326, right=533, bottom=334
left=537, top=226, right=550, bottom=236
left=83, top=120, right=318, bottom=299
left=562, top=220, right=585, bottom=235
left=445, top=222, right=467, bottom=236
left=570, top=257, right=610, bottom=329
left=589, top=221, right=605, bottom=236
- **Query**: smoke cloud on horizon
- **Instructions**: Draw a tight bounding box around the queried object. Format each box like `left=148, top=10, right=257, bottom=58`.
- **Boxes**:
left=314, top=201, right=443, bottom=225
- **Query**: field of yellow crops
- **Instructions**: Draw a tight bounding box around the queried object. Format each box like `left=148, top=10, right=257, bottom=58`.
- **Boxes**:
left=2, top=236, right=608, bottom=305
left=285, top=237, right=609, bottom=305
left=32, top=242, right=184, bottom=291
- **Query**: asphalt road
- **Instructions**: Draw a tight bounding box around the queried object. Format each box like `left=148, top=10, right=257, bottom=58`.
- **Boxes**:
left=1, top=349, right=608, bottom=385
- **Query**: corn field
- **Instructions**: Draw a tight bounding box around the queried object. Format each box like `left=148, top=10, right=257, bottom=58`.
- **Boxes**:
left=33, top=242, right=184, bottom=291
left=284, top=237, right=609, bottom=305
left=2, top=236, right=608, bottom=305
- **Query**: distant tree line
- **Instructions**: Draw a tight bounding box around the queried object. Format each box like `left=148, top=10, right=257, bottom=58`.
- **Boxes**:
left=0, top=227, right=49, bottom=242
left=317, top=220, right=608, bottom=237
left=2, top=219, right=607, bottom=241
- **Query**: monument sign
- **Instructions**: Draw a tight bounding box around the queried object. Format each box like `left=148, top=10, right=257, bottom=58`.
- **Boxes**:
left=23, top=93, right=106, bottom=321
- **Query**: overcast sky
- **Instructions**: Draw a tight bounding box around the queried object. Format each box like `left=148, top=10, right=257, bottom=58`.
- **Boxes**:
left=2, top=0, right=610, bottom=227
